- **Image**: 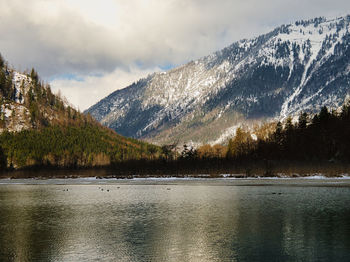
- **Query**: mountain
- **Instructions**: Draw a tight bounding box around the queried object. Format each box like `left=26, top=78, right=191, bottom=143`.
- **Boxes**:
left=86, top=15, right=350, bottom=145
left=0, top=55, right=160, bottom=169
left=0, top=67, right=75, bottom=132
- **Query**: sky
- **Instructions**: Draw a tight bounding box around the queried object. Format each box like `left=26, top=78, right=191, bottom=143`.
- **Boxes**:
left=1, top=0, right=350, bottom=110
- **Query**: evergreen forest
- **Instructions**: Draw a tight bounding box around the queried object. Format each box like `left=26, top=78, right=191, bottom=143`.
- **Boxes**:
left=1, top=52, right=350, bottom=176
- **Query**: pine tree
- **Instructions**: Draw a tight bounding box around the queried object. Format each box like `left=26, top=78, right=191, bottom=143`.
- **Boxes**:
left=298, top=112, right=308, bottom=129
left=273, top=121, right=283, bottom=146
left=226, top=128, right=254, bottom=159
left=30, top=68, right=39, bottom=84
left=0, top=53, right=4, bottom=68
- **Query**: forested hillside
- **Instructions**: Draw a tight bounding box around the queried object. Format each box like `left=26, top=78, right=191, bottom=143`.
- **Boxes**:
left=172, top=102, right=350, bottom=176
left=226, top=103, right=350, bottom=163
left=0, top=54, right=160, bottom=170
left=1, top=51, right=349, bottom=175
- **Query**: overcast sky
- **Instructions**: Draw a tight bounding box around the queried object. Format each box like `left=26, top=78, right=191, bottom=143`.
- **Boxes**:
left=1, top=0, right=350, bottom=110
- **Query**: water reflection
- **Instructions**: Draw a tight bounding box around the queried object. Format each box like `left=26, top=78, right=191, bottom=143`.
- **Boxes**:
left=0, top=182, right=349, bottom=261
left=0, top=186, right=72, bottom=261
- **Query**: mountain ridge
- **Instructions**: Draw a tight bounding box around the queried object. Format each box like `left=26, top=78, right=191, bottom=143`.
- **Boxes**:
left=0, top=55, right=161, bottom=169
left=86, top=15, right=350, bottom=145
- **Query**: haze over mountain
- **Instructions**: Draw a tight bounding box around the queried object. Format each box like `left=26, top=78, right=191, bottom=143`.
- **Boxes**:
left=86, top=15, right=350, bottom=145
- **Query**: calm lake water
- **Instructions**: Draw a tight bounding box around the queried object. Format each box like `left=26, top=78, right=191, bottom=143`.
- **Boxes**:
left=0, top=178, right=349, bottom=262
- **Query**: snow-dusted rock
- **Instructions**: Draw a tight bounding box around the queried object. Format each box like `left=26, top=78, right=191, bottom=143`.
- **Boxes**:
left=86, top=15, right=350, bottom=145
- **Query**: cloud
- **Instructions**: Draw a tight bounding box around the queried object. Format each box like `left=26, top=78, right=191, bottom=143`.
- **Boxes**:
left=1, top=0, right=350, bottom=109
left=50, top=65, right=160, bottom=110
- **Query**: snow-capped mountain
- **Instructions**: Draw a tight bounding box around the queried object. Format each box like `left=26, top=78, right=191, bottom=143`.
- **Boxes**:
left=86, top=15, right=350, bottom=145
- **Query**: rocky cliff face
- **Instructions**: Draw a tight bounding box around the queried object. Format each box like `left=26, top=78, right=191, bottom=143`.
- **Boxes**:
left=86, top=15, right=350, bottom=145
left=0, top=65, right=78, bottom=133
left=0, top=71, right=33, bottom=132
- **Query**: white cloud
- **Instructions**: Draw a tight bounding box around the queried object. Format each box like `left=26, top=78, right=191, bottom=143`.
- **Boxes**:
left=50, top=66, right=160, bottom=111
left=1, top=0, right=350, bottom=109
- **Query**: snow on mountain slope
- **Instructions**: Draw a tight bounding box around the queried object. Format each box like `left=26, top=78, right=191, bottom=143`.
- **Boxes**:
left=0, top=71, right=33, bottom=132
left=86, top=15, right=350, bottom=145
left=0, top=67, right=78, bottom=132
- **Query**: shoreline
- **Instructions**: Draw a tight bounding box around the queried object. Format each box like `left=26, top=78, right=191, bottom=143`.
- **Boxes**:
left=1, top=161, right=350, bottom=180
left=1, top=175, right=350, bottom=187
left=1, top=173, right=350, bottom=180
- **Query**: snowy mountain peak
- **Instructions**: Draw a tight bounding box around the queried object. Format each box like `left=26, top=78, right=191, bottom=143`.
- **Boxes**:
left=86, top=15, right=350, bottom=145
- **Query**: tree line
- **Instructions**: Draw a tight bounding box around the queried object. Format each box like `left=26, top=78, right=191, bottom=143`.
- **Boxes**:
left=164, top=103, right=350, bottom=176
left=0, top=53, right=162, bottom=170
left=0, top=122, right=162, bottom=169
left=224, top=104, right=350, bottom=163
left=1, top=52, right=350, bottom=175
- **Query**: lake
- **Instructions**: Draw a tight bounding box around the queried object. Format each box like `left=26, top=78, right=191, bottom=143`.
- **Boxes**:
left=0, top=177, right=349, bottom=261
